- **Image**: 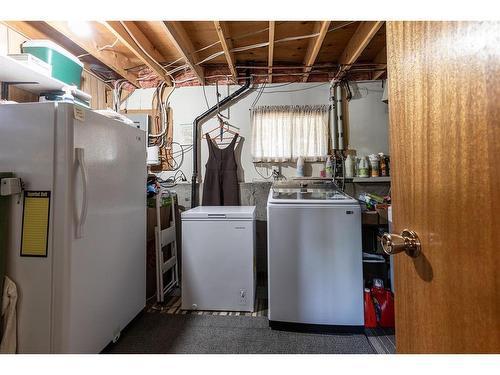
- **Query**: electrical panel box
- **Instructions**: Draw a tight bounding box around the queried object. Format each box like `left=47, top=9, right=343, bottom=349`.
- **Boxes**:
left=124, top=113, right=150, bottom=134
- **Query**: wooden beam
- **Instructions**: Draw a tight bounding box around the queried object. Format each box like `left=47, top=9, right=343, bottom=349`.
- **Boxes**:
left=45, top=21, right=139, bottom=87
left=213, top=21, right=237, bottom=82
left=302, top=21, right=331, bottom=82
left=372, top=46, right=387, bottom=80
left=268, top=21, right=275, bottom=83
left=160, top=21, right=204, bottom=84
left=103, top=21, right=172, bottom=85
left=338, top=21, right=384, bottom=77
left=2, top=21, right=50, bottom=40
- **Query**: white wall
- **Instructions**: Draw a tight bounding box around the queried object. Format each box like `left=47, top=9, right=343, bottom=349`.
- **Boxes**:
left=123, top=80, right=388, bottom=182
left=347, top=81, right=389, bottom=157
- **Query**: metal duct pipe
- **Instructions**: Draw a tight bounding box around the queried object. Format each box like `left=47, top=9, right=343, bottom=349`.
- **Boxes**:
left=191, top=74, right=252, bottom=207
left=330, top=82, right=338, bottom=150
left=336, top=84, right=345, bottom=150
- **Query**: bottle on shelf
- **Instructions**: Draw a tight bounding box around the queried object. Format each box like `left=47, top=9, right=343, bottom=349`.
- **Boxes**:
left=379, top=153, right=388, bottom=177
left=325, top=155, right=333, bottom=178
left=296, top=156, right=305, bottom=177
left=345, top=154, right=355, bottom=178
left=368, top=154, right=380, bottom=177
left=357, top=157, right=369, bottom=178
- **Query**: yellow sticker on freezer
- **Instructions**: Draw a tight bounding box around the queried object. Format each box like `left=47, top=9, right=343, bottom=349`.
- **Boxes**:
left=21, top=191, right=51, bottom=257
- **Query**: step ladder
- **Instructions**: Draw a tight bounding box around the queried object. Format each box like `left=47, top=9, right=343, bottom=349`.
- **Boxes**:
left=154, top=189, right=179, bottom=304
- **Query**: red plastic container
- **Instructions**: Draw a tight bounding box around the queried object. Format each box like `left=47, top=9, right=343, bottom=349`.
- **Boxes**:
left=364, top=288, right=377, bottom=328
left=371, top=287, right=395, bottom=328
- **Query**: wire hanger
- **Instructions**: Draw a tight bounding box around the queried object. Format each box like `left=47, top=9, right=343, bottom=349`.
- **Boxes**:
left=202, top=81, right=241, bottom=145
left=202, top=115, right=240, bottom=144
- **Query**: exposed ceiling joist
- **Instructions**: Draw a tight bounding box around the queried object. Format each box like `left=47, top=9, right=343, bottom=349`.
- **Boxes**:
left=103, top=21, right=172, bottom=85
left=2, top=21, right=49, bottom=40
left=213, top=21, right=237, bottom=81
left=44, top=22, right=140, bottom=87
left=160, top=21, right=204, bottom=84
left=372, top=46, right=387, bottom=80
left=302, top=21, right=331, bottom=83
left=268, top=21, right=275, bottom=83
left=338, top=21, right=384, bottom=78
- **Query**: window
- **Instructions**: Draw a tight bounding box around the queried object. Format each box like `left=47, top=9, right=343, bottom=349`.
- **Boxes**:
left=250, top=105, right=329, bottom=162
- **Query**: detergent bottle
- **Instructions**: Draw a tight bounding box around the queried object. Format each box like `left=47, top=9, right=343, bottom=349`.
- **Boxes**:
left=345, top=154, right=355, bottom=178
left=296, top=156, right=305, bottom=177
left=325, top=155, right=333, bottom=178
left=357, top=157, right=369, bottom=177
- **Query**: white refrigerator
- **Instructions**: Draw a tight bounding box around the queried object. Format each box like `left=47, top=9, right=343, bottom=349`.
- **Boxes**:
left=0, top=102, right=146, bottom=353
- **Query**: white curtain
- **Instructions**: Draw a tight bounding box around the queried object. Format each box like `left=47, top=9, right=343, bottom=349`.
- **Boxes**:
left=251, top=105, right=329, bottom=162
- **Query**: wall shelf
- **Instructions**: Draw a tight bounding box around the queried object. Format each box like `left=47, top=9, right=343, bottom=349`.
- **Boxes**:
left=347, top=176, right=391, bottom=183
left=0, top=54, right=88, bottom=99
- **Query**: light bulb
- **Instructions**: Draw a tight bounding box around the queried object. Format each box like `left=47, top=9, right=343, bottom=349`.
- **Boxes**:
left=68, top=20, right=92, bottom=37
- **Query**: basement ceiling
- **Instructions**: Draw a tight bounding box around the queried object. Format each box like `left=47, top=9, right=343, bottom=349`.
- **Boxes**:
left=3, top=20, right=387, bottom=87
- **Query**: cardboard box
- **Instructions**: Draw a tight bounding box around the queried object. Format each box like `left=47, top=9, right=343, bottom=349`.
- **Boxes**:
left=362, top=211, right=380, bottom=225
left=375, top=204, right=390, bottom=225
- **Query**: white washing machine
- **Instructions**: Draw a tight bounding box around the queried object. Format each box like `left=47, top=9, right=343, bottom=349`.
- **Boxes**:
left=267, top=183, right=364, bottom=331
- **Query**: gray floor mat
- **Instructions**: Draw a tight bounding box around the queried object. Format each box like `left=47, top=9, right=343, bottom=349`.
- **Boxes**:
left=104, top=313, right=375, bottom=354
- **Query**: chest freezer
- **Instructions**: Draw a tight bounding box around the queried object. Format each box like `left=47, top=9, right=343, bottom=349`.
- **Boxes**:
left=181, top=206, right=256, bottom=312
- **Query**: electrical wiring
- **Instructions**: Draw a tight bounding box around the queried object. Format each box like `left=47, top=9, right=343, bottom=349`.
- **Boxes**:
left=250, top=81, right=267, bottom=108
left=97, top=37, right=119, bottom=52
left=160, top=22, right=355, bottom=71
left=253, top=164, right=273, bottom=180
left=150, top=80, right=176, bottom=139
left=161, top=141, right=193, bottom=171
left=172, top=76, right=199, bottom=85
left=260, top=82, right=328, bottom=94
left=196, top=51, right=226, bottom=66
left=158, top=169, right=188, bottom=188
left=167, top=64, right=189, bottom=75
left=338, top=78, right=352, bottom=101
left=162, top=57, right=185, bottom=69
left=202, top=84, right=211, bottom=110
left=120, top=21, right=175, bottom=82
left=112, top=79, right=128, bottom=112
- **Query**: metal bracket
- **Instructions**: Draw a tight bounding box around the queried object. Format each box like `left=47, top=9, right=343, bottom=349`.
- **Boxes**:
left=0, top=177, right=22, bottom=196
left=1, top=81, right=39, bottom=100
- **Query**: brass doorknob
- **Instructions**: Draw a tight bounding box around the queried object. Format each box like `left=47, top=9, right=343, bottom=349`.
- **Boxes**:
left=381, top=229, right=421, bottom=258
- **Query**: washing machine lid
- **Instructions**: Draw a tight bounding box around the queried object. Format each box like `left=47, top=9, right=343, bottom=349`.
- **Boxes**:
left=268, top=187, right=358, bottom=205
left=182, top=206, right=256, bottom=220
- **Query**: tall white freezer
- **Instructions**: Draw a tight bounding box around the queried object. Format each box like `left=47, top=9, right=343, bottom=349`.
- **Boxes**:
left=181, top=206, right=256, bottom=312
left=0, top=102, right=147, bottom=353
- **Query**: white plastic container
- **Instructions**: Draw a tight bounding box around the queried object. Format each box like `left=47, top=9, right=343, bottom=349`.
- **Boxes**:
left=147, top=145, right=160, bottom=166
left=296, top=156, right=305, bottom=177
left=8, top=53, right=52, bottom=77
left=345, top=154, right=355, bottom=178
left=357, top=157, right=369, bottom=178
left=325, top=156, right=333, bottom=178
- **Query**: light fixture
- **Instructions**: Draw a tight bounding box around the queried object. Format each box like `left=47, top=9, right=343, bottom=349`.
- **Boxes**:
left=68, top=20, right=92, bottom=37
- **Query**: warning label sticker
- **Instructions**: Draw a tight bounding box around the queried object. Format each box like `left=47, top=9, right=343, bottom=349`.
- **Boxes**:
left=21, top=191, right=51, bottom=257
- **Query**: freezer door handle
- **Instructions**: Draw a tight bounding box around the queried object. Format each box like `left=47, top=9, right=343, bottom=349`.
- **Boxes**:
left=207, top=214, right=227, bottom=218
left=75, top=148, right=88, bottom=239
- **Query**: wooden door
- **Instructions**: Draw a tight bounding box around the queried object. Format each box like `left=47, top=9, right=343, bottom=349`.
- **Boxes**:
left=386, top=21, right=500, bottom=353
